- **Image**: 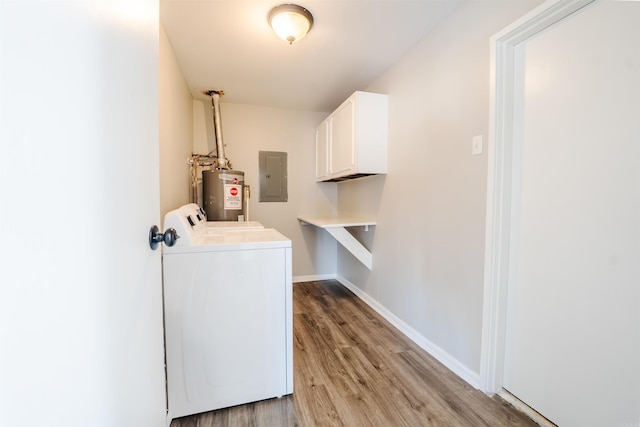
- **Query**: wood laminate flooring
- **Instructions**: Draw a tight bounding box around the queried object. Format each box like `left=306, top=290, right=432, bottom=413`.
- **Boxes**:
left=171, top=280, right=537, bottom=426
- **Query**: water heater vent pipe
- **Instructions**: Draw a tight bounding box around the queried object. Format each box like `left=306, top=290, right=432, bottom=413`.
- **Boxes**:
left=204, top=90, right=230, bottom=170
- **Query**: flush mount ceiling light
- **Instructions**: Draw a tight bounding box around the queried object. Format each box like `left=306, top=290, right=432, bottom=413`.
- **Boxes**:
left=268, top=4, right=314, bottom=45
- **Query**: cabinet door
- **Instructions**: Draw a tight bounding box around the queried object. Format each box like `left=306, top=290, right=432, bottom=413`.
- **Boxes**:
left=330, top=98, right=355, bottom=176
left=315, top=119, right=329, bottom=180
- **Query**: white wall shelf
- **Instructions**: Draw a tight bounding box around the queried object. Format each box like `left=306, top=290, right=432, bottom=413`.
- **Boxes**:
left=297, top=215, right=375, bottom=270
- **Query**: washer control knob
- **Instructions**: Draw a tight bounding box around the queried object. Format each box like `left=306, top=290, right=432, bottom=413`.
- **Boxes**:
left=149, top=225, right=180, bottom=250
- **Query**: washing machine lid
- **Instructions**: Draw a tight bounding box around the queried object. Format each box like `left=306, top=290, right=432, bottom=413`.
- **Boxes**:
left=162, top=228, right=291, bottom=254
left=204, top=221, right=264, bottom=231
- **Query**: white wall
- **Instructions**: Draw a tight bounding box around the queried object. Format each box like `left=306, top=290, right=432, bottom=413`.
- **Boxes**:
left=194, top=101, right=338, bottom=280
left=336, top=0, right=541, bottom=379
left=159, top=24, right=193, bottom=217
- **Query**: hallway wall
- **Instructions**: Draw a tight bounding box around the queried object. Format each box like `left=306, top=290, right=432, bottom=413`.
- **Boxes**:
left=159, top=24, right=193, bottom=217
left=336, top=0, right=542, bottom=381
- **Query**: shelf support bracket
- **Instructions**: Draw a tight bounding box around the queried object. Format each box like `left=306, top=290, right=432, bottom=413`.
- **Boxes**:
left=324, top=227, right=372, bottom=270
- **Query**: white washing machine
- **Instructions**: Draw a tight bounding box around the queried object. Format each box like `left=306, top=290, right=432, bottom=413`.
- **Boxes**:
left=162, top=204, right=293, bottom=425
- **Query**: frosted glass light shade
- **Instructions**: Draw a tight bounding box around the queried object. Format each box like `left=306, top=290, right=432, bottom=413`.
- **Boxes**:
left=268, top=4, right=314, bottom=44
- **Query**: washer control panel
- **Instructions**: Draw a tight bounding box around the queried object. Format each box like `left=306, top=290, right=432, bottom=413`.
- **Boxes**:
left=163, top=204, right=207, bottom=246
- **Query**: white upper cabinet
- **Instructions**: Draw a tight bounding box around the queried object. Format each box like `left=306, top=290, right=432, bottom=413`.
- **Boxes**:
left=315, top=91, right=388, bottom=182
left=315, top=119, right=330, bottom=180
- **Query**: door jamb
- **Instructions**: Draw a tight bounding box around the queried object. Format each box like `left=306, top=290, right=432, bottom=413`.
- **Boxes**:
left=479, top=0, right=596, bottom=393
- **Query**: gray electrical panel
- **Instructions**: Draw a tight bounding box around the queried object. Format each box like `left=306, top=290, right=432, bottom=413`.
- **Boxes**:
left=259, top=151, right=288, bottom=202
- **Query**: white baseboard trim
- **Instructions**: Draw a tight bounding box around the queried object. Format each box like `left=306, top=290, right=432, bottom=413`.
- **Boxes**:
left=498, top=390, right=556, bottom=427
left=293, top=273, right=337, bottom=283
left=336, top=275, right=481, bottom=389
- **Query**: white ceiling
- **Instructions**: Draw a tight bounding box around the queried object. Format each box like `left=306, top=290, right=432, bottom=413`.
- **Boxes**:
left=160, top=0, right=463, bottom=112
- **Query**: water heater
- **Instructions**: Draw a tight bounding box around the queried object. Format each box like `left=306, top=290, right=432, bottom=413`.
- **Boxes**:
left=202, top=169, right=245, bottom=221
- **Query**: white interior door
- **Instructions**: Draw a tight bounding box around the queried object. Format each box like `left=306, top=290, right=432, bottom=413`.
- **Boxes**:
left=503, top=1, right=640, bottom=425
left=0, top=2, right=166, bottom=426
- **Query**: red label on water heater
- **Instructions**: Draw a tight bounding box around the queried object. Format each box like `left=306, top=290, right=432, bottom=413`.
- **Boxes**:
left=224, top=184, right=242, bottom=210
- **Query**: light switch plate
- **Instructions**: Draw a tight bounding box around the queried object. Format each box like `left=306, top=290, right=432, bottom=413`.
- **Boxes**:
left=472, top=135, right=483, bottom=155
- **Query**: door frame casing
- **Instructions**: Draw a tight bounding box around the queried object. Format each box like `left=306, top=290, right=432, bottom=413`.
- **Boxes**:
left=479, top=0, right=596, bottom=393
